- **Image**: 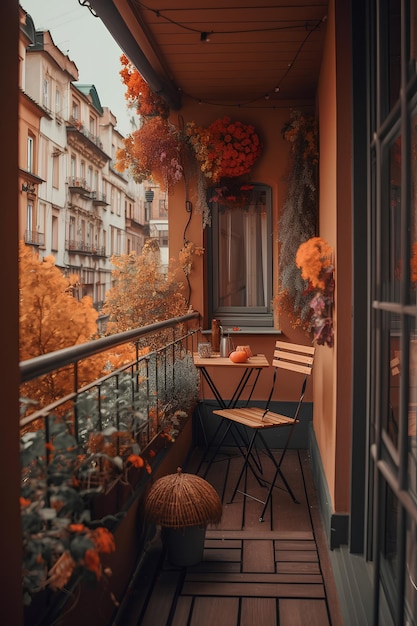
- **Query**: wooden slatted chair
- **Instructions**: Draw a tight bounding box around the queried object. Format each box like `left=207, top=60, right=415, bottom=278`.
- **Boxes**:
left=213, top=340, right=315, bottom=521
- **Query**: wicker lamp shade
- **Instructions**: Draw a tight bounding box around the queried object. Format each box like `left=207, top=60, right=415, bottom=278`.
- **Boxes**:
left=144, top=467, right=222, bottom=528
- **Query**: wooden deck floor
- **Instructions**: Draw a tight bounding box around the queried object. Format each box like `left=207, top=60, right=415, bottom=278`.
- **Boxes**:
left=116, top=448, right=344, bottom=626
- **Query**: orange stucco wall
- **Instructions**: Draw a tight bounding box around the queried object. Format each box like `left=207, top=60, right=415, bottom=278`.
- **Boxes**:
left=167, top=102, right=317, bottom=403
left=315, top=0, right=352, bottom=514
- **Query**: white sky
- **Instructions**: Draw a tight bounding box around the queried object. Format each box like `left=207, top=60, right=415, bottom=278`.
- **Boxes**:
left=21, top=0, right=135, bottom=136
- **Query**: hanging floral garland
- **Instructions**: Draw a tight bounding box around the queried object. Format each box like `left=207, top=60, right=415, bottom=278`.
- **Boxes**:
left=275, top=110, right=319, bottom=330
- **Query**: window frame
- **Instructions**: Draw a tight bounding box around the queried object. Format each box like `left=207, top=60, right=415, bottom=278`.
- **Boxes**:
left=206, top=182, right=274, bottom=329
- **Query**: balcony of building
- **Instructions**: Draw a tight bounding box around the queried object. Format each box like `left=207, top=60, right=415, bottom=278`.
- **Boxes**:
left=20, top=311, right=348, bottom=626
left=67, top=177, right=91, bottom=197
left=90, top=190, right=109, bottom=206
left=65, top=240, right=106, bottom=257
left=24, top=229, right=45, bottom=247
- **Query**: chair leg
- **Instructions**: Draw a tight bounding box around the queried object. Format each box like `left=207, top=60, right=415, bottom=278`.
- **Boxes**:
left=229, top=429, right=259, bottom=503
left=257, top=432, right=300, bottom=522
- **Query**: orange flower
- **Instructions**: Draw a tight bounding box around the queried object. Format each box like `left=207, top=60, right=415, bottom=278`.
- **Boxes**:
left=296, top=237, right=333, bottom=289
left=20, top=497, right=31, bottom=508
left=126, top=454, right=145, bottom=468
left=69, top=523, right=85, bottom=533
left=92, top=527, right=116, bottom=554
left=84, top=549, right=102, bottom=579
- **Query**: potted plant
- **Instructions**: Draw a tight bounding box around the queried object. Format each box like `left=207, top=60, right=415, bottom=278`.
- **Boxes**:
left=143, top=467, right=222, bottom=566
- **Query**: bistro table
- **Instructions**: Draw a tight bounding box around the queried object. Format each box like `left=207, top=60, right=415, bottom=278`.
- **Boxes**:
left=193, top=352, right=270, bottom=409
left=193, top=352, right=270, bottom=474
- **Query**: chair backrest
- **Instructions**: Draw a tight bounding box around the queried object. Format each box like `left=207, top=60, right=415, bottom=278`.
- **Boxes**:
left=262, top=341, right=315, bottom=416
left=272, top=341, right=315, bottom=375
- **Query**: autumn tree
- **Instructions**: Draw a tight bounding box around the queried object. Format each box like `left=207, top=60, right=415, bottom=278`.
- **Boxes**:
left=102, top=240, right=189, bottom=337
left=19, top=242, right=107, bottom=412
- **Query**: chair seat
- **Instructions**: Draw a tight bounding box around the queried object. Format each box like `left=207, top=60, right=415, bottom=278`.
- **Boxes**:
left=213, top=406, right=298, bottom=429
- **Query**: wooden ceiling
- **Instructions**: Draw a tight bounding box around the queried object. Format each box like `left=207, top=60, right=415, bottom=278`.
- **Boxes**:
left=92, top=0, right=328, bottom=109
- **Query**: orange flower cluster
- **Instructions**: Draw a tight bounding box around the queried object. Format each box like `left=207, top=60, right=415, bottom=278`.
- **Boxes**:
left=115, top=116, right=183, bottom=189
left=47, top=525, right=115, bottom=591
left=119, top=54, right=169, bottom=119
left=186, top=117, right=262, bottom=182
left=295, top=237, right=333, bottom=289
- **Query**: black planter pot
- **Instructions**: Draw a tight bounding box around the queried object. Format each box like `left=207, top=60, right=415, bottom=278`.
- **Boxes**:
left=161, top=525, right=206, bottom=566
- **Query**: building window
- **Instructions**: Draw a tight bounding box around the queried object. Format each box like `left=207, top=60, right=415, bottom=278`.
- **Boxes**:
left=52, top=154, right=59, bottom=189
left=70, top=155, right=76, bottom=178
left=117, top=190, right=122, bottom=216
left=26, top=203, right=33, bottom=234
left=51, top=214, right=58, bottom=251
left=55, top=89, right=61, bottom=116
left=27, top=135, right=34, bottom=173
left=207, top=184, right=273, bottom=327
left=89, top=116, right=96, bottom=135
left=72, top=99, right=79, bottom=121
left=43, top=78, right=49, bottom=110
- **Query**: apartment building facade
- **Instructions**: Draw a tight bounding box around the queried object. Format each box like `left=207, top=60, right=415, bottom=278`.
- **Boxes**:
left=18, top=7, right=168, bottom=311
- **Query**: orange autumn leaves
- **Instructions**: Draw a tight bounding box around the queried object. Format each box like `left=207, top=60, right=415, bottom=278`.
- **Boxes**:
left=46, top=525, right=116, bottom=591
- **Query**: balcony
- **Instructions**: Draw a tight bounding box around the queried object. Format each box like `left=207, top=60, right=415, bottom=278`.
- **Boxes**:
left=24, top=230, right=45, bottom=247
left=20, top=312, right=344, bottom=626
left=90, top=190, right=109, bottom=206
left=65, top=240, right=105, bottom=256
left=67, top=177, right=91, bottom=196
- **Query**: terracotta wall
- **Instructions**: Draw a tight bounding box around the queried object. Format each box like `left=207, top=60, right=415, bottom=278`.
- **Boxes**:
left=315, top=0, right=352, bottom=514
left=167, top=102, right=317, bottom=404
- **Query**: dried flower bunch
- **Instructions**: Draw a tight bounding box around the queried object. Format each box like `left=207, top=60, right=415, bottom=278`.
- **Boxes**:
left=115, top=116, right=183, bottom=189
left=186, top=116, right=262, bottom=182
left=296, top=237, right=334, bottom=348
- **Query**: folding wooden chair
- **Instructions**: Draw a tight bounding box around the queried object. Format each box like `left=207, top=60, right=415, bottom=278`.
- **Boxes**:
left=213, top=340, right=315, bottom=521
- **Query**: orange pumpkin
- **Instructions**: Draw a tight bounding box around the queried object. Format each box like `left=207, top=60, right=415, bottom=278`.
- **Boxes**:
left=229, top=350, right=248, bottom=363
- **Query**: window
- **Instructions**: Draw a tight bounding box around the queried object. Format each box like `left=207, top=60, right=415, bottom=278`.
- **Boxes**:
left=26, top=203, right=33, bottom=234
left=55, top=89, right=61, bottom=117
left=70, top=155, right=76, bottom=178
left=51, top=214, right=58, bottom=251
left=117, top=190, right=122, bottom=216
left=366, top=1, right=417, bottom=623
left=43, top=78, right=49, bottom=110
left=27, top=135, right=34, bottom=173
left=52, top=154, right=59, bottom=189
left=208, top=184, right=273, bottom=327
left=72, top=99, right=79, bottom=121
left=89, top=116, right=96, bottom=135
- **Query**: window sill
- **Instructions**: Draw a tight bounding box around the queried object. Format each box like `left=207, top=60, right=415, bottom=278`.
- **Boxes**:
left=202, top=327, right=282, bottom=336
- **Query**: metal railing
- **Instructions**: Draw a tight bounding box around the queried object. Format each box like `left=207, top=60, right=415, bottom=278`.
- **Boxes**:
left=20, top=312, right=201, bottom=496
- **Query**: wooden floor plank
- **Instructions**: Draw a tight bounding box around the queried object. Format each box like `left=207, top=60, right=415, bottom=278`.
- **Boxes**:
left=140, top=571, right=180, bottom=626
left=185, top=573, right=324, bottom=585
left=117, top=446, right=344, bottom=626
left=241, top=597, right=276, bottom=626
left=182, top=581, right=326, bottom=598
left=276, top=561, right=321, bottom=575
left=190, top=596, right=239, bottom=626
left=279, top=598, right=331, bottom=626
left=276, top=550, right=319, bottom=562
left=243, top=539, right=275, bottom=572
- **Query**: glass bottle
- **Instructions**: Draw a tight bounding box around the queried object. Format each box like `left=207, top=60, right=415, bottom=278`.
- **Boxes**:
left=211, top=319, right=221, bottom=353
